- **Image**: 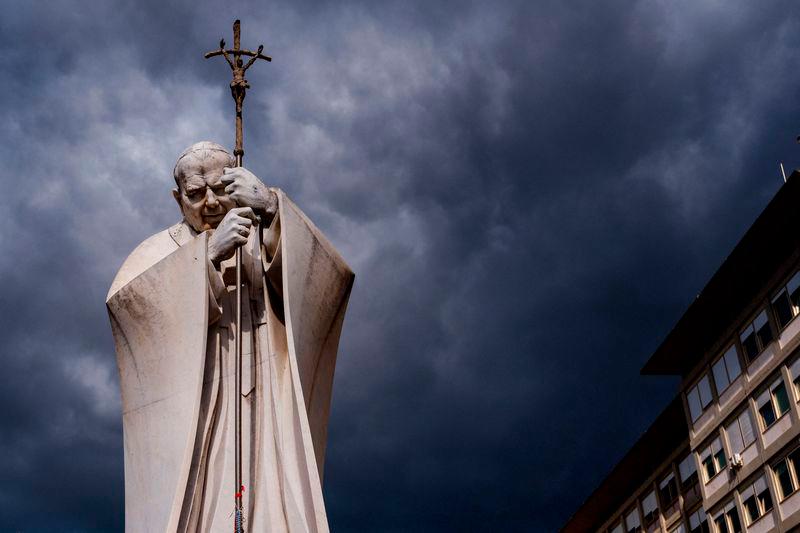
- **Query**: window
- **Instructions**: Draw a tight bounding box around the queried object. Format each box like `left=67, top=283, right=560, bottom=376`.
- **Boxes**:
left=712, top=502, right=741, bottom=533
left=700, top=438, right=726, bottom=481
left=610, top=524, right=624, bottom=533
left=679, top=454, right=699, bottom=491
left=789, top=357, right=800, bottom=399
left=712, top=345, right=741, bottom=394
left=670, top=524, right=686, bottom=533
left=642, top=490, right=658, bottom=525
left=740, top=476, right=773, bottom=525
left=726, top=506, right=741, bottom=533
left=725, top=409, right=755, bottom=456
left=740, top=310, right=774, bottom=363
left=772, top=270, right=800, bottom=330
left=775, top=458, right=794, bottom=499
left=688, top=508, right=709, bottom=533
left=773, top=448, right=800, bottom=500
left=756, top=378, right=790, bottom=429
left=625, top=507, right=642, bottom=533
left=659, top=473, right=678, bottom=508
left=687, top=375, right=714, bottom=422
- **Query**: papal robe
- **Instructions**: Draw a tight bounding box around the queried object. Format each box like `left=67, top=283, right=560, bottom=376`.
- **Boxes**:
left=106, top=190, right=354, bottom=533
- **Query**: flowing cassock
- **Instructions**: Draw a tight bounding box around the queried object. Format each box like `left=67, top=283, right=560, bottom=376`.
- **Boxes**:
left=106, top=190, right=354, bottom=533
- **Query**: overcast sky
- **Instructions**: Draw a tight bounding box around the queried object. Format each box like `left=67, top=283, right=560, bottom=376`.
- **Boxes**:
left=2, top=0, right=800, bottom=531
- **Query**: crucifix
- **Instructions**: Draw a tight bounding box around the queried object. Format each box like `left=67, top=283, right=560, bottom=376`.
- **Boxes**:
left=205, top=20, right=272, bottom=162
left=205, top=19, right=271, bottom=533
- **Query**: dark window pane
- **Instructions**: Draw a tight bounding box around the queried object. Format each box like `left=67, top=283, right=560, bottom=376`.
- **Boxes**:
left=681, top=471, right=699, bottom=492
left=757, top=321, right=774, bottom=349
left=791, top=285, right=800, bottom=309
left=789, top=448, right=800, bottom=463
left=775, top=383, right=790, bottom=415
left=715, top=450, right=727, bottom=470
left=759, top=488, right=773, bottom=513
left=742, top=333, right=759, bottom=362
left=776, top=461, right=794, bottom=499
left=760, top=402, right=777, bottom=427
left=727, top=509, right=741, bottom=533
left=787, top=448, right=800, bottom=475
left=775, top=292, right=794, bottom=329
left=690, top=512, right=710, bottom=533
left=714, top=516, right=728, bottom=533
left=743, top=496, right=759, bottom=523
left=659, top=478, right=678, bottom=506
left=703, top=456, right=715, bottom=479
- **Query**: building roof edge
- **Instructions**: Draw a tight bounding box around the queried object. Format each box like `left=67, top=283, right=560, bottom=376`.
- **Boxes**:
left=641, top=170, right=800, bottom=376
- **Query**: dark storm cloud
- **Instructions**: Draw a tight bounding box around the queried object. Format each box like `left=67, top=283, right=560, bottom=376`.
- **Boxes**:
left=2, top=0, right=800, bottom=531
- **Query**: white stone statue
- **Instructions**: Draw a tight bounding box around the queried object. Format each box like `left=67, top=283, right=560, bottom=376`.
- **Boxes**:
left=106, top=141, right=354, bottom=533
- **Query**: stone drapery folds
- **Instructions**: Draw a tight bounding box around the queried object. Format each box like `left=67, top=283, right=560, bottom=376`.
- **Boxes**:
left=107, top=191, right=354, bottom=532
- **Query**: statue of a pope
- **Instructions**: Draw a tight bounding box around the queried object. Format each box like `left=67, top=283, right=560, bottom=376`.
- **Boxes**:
left=106, top=141, right=354, bottom=533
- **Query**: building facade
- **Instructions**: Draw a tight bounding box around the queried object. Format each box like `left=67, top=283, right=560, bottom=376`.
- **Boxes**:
left=563, top=172, right=800, bottom=533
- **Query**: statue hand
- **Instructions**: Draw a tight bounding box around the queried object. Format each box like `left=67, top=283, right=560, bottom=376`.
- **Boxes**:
left=221, top=167, right=278, bottom=221
left=207, top=207, right=258, bottom=266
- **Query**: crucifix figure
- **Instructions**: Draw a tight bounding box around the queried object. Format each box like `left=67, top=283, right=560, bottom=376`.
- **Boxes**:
left=106, top=20, right=354, bottom=533
left=204, top=19, right=272, bottom=160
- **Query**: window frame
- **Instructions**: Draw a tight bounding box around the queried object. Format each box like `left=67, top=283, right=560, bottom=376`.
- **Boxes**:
left=712, top=501, right=741, bottom=533
left=641, top=489, right=659, bottom=526
left=771, top=270, right=800, bottom=331
left=756, top=378, right=790, bottom=431
left=739, top=309, right=775, bottom=364
left=624, top=505, right=642, bottom=533
left=740, top=475, right=773, bottom=525
left=658, top=472, right=679, bottom=509
left=679, top=453, right=699, bottom=492
left=700, top=438, right=726, bottom=483
left=724, top=408, right=755, bottom=457
left=788, top=356, right=800, bottom=401
left=687, top=374, right=714, bottom=423
left=711, top=345, right=742, bottom=395
left=687, top=507, right=709, bottom=533
left=772, top=447, right=800, bottom=501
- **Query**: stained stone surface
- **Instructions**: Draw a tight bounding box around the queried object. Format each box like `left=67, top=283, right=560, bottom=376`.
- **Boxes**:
left=107, top=143, right=354, bottom=532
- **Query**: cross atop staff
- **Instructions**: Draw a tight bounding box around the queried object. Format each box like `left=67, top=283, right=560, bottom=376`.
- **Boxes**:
left=204, top=19, right=272, bottom=159
left=204, top=19, right=271, bottom=533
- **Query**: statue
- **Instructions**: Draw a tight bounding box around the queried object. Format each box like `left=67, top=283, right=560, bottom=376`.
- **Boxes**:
left=106, top=141, right=354, bottom=532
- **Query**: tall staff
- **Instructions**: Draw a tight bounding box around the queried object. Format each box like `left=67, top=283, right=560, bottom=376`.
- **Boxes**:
left=204, top=19, right=271, bottom=533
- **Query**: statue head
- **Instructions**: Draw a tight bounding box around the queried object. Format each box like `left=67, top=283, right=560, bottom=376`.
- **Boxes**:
left=172, top=141, right=237, bottom=232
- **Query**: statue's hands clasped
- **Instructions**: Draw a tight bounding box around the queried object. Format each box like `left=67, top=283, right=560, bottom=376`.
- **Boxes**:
left=221, top=167, right=278, bottom=221
left=207, top=207, right=258, bottom=267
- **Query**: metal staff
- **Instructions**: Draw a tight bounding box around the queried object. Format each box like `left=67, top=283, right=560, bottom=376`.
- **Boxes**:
left=204, top=19, right=271, bottom=533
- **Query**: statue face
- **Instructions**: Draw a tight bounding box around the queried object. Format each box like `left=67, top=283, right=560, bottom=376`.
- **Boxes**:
left=173, top=150, right=236, bottom=232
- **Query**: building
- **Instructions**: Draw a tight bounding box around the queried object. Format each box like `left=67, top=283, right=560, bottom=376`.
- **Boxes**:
left=562, top=171, right=800, bottom=533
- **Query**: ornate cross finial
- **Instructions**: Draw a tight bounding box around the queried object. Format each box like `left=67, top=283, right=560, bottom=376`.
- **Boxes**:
left=204, top=19, right=272, bottom=160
